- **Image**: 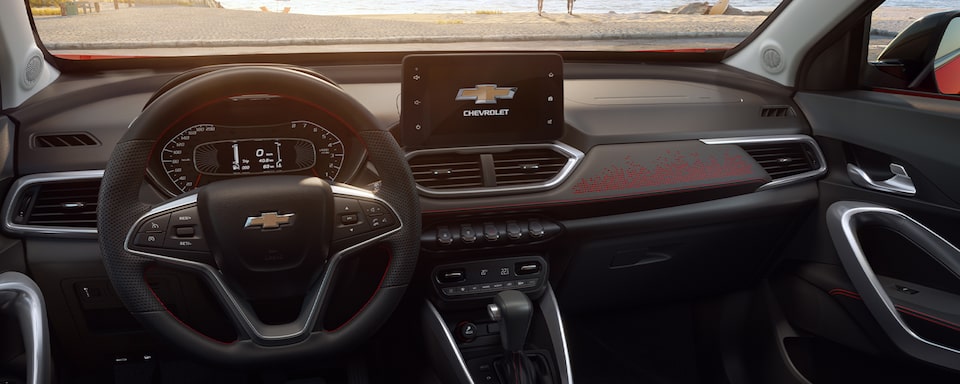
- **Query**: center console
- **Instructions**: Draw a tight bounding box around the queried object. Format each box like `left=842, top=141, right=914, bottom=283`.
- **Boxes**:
left=402, top=52, right=574, bottom=384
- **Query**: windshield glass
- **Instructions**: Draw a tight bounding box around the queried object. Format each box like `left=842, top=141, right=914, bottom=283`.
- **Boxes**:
left=25, top=1, right=950, bottom=59
left=28, top=0, right=788, bottom=58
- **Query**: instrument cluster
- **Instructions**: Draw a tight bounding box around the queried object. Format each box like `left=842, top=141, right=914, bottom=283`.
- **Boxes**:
left=147, top=94, right=365, bottom=196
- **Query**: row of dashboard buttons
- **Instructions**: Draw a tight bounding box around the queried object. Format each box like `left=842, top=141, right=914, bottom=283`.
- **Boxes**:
left=441, top=278, right=540, bottom=297
left=424, top=218, right=560, bottom=250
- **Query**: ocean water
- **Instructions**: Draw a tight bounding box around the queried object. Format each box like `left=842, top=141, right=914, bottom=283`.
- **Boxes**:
left=216, top=0, right=956, bottom=15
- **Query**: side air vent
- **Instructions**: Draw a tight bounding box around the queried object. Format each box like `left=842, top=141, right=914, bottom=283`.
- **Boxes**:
left=760, top=105, right=796, bottom=117
left=12, top=180, right=100, bottom=228
left=33, top=132, right=100, bottom=148
left=408, top=153, right=483, bottom=190
left=740, top=142, right=819, bottom=180
left=701, top=135, right=826, bottom=191
left=493, top=148, right=569, bottom=187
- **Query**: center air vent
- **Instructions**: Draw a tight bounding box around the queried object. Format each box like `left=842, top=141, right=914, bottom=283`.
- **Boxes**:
left=493, top=149, right=569, bottom=187
left=740, top=142, right=819, bottom=180
left=406, top=144, right=583, bottom=197
left=408, top=153, right=483, bottom=190
left=12, top=179, right=100, bottom=228
left=33, top=132, right=99, bottom=148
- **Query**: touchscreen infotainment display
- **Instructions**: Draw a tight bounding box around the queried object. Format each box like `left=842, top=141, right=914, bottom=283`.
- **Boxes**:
left=401, top=53, right=564, bottom=149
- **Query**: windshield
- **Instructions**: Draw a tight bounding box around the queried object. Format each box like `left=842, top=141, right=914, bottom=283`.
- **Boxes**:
left=27, top=0, right=786, bottom=58
left=24, top=1, right=951, bottom=59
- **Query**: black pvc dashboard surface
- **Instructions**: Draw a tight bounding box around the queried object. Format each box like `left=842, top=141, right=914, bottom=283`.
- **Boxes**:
left=11, top=61, right=808, bottom=211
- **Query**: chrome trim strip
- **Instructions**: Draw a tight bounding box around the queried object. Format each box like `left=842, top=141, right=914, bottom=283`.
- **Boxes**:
left=123, top=183, right=402, bottom=344
left=2, top=170, right=104, bottom=237
left=0, top=272, right=51, bottom=384
left=425, top=300, right=475, bottom=384
left=834, top=203, right=960, bottom=356
left=700, top=134, right=827, bottom=191
left=539, top=284, right=574, bottom=384
left=405, top=142, right=584, bottom=198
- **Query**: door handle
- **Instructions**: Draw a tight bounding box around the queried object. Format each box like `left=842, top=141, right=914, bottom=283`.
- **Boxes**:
left=847, top=163, right=916, bottom=196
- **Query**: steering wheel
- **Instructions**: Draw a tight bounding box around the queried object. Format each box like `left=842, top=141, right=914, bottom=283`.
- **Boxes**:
left=97, top=66, right=421, bottom=365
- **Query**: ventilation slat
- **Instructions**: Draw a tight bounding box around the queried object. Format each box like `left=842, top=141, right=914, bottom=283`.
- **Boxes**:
left=407, top=153, right=483, bottom=190
left=33, top=133, right=99, bottom=148
left=19, top=180, right=101, bottom=228
left=492, top=149, right=568, bottom=186
left=760, top=105, right=796, bottom=118
left=740, top=142, right=818, bottom=180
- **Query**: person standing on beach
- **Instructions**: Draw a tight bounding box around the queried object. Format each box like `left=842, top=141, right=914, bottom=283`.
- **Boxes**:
left=567, top=0, right=574, bottom=15
left=537, top=0, right=544, bottom=16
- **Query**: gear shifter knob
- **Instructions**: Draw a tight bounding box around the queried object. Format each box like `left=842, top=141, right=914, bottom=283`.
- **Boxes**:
left=487, top=290, right=533, bottom=352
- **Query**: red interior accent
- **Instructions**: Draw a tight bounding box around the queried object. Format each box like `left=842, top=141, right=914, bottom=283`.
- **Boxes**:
left=572, top=152, right=755, bottom=194
left=829, top=288, right=960, bottom=333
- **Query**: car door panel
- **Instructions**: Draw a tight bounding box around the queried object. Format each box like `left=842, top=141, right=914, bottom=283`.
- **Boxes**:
left=784, top=90, right=960, bottom=374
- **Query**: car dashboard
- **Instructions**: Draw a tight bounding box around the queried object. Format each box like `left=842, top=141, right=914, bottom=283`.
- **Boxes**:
left=1, top=54, right=825, bottom=381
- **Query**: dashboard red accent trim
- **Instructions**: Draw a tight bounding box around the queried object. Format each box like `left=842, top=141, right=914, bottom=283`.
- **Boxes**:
left=572, top=151, right=754, bottom=194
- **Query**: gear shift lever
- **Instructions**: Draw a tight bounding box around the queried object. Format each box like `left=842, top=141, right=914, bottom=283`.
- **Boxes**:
left=488, top=290, right=533, bottom=352
left=487, top=290, right=541, bottom=384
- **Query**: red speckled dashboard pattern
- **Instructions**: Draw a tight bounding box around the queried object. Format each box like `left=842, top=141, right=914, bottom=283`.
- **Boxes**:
left=573, top=150, right=757, bottom=194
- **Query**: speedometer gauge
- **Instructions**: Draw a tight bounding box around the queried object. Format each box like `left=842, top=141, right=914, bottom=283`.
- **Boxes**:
left=159, top=120, right=345, bottom=193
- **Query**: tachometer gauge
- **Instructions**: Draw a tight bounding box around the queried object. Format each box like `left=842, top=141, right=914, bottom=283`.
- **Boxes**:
left=158, top=120, right=346, bottom=193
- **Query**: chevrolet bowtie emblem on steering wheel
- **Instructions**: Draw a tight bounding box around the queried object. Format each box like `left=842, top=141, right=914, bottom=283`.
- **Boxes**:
left=244, top=212, right=295, bottom=230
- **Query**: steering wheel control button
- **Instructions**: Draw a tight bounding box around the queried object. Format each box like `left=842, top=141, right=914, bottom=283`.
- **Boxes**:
left=370, top=215, right=394, bottom=228
left=134, top=232, right=165, bottom=247
left=138, top=214, right=170, bottom=233
left=169, top=207, right=201, bottom=227
left=359, top=200, right=386, bottom=216
left=483, top=222, right=500, bottom=242
left=334, top=197, right=362, bottom=215
left=163, top=234, right=208, bottom=252
left=175, top=226, right=196, bottom=237
left=340, top=213, right=359, bottom=225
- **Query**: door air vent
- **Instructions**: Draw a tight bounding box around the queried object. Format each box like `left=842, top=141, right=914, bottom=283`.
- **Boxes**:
left=740, top=142, right=819, bottom=180
left=760, top=105, right=796, bottom=117
left=13, top=180, right=100, bottom=228
left=493, top=148, right=569, bottom=187
left=33, top=132, right=100, bottom=148
left=408, top=153, right=483, bottom=190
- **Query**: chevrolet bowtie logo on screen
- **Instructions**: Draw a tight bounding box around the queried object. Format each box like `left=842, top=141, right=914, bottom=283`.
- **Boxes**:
left=244, top=212, right=294, bottom=230
left=455, top=84, right=517, bottom=105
